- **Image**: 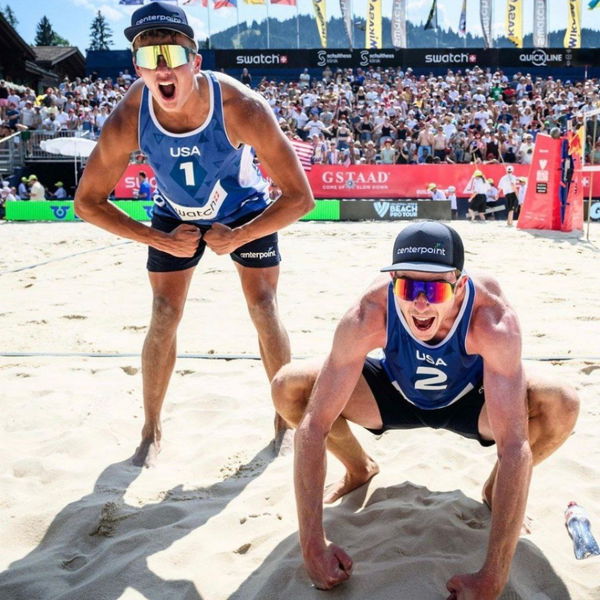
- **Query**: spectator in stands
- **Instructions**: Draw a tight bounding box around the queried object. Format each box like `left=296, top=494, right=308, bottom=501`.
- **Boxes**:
left=518, top=133, right=535, bottom=164
left=299, top=68, right=311, bottom=90
left=363, top=140, right=377, bottom=164
left=379, top=139, right=397, bottom=165
left=27, top=175, right=45, bottom=200
left=240, top=67, right=252, bottom=87
left=53, top=181, right=68, bottom=199
left=41, top=112, right=61, bottom=133
left=17, top=176, right=29, bottom=200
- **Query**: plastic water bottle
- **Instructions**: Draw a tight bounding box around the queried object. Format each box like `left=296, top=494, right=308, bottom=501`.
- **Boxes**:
left=564, top=502, right=600, bottom=560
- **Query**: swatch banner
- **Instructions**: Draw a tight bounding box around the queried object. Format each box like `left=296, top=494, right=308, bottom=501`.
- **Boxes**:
left=313, top=0, right=327, bottom=48
left=391, top=0, right=407, bottom=47
left=506, top=0, right=523, bottom=47
left=339, top=0, right=353, bottom=48
left=366, top=0, right=382, bottom=48
left=564, top=0, right=581, bottom=48
left=480, top=0, right=493, bottom=48
left=533, top=0, right=547, bottom=47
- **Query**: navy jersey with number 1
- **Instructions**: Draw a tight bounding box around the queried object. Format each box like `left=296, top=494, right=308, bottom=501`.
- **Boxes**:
left=138, top=70, right=270, bottom=225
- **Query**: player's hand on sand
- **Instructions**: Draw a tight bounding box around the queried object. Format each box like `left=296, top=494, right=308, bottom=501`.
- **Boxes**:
left=203, top=222, right=241, bottom=255
left=305, top=541, right=353, bottom=590
left=157, top=224, right=201, bottom=257
left=446, top=571, right=503, bottom=600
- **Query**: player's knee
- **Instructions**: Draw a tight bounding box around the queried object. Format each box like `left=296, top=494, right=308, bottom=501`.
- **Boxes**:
left=271, top=365, right=311, bottom=426
left=151, top=295, right=185, bottom=330
left=246, top=290, right=277, bottom=319
left=558, top=385, right=580, bottom=430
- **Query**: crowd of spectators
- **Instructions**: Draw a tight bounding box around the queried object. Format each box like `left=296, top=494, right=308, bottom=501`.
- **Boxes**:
left=254, top=65, right=597, bottom=166
left=0, top=63, right=598, bottom=206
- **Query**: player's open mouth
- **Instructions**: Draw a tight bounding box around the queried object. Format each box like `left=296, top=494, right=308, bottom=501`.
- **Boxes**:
left=158, top=82, right=176, bottom=100
left=413, top=316, right=435, bottom=331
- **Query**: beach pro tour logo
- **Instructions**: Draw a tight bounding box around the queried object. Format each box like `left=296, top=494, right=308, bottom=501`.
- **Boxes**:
left=235, top=53, right=288, bottom=65
left=374, top=201, right=390, bottom=217
left=425, top=53, right=477, bottom=64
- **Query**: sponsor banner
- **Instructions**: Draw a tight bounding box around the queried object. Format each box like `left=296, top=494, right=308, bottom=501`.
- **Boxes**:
left=114, top=164, right=157, bottom=199
left=480, top=0, right=493, bottom=48
left=307, top=164, right=530, bottom=199
left=340, top=199, right=450, bottom=221
left=564, top=0, right=581, bottom=48
left=313, top=0, right=327, bottom=48
left=214, top=48, right=592, bottom=70
left=506, top=0, right=523, bottom=48
left=391, top=0, right=407, bottom=48
left=533, top=0, right=548, bottom=48
left=6, top=201, right=154, bottom=222
left=339, top=0, right=354, bottom=48
left=366, top=0, right=383, bottom=49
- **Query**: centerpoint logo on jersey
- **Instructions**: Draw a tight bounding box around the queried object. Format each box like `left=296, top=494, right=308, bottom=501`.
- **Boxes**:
left=239, top=247, right=277, bottom=260
left=169, top=146, right=201, bottom=157
left=425, top=52, right=476, bottom=64
left=235, top=53, right=288, bottom=65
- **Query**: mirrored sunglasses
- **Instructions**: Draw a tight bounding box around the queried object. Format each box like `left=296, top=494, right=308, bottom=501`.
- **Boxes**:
left=393, top=277, right=456, bottom=304
left=134, top=45, right=195, bottom=70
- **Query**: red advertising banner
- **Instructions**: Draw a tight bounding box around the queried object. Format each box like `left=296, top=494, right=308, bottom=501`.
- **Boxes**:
left=305, top=164, right=529, bottom=199
left=114, top=164, right=156, bottom=199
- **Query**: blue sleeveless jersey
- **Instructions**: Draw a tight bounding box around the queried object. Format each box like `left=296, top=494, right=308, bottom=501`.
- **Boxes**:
left=138, top=71, right=270, bottom=224
left=381, top=278, right=483, bottom=410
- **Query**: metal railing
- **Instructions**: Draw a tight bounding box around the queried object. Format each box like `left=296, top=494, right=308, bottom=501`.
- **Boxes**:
left=26, top=129, right=93, bottom=161
left=0, top=131, right=25, bottom=176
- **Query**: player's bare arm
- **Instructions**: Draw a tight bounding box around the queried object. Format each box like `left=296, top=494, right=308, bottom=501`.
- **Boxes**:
left=448, top=275, right=532, bottom=600
left=295, top=281, right=387, bottom=590
left=203, top=74, right=314, bottom=254
left=74, top=80, right=200, bottom=257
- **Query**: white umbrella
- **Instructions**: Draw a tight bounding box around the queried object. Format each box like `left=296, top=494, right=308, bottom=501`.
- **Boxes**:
left=39, top=137, right=97, bottom=185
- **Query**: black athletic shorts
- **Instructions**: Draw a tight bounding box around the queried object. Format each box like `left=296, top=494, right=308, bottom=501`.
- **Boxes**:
left=469, top=194, right=487, bottom=214
left=361, top=357, right=495, bottom=447
left=504, top=192, right=518, bottom=212
left=147, top=209, right=281, bottom=272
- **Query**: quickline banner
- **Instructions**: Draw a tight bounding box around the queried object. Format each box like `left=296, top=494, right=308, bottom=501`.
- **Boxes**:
left=391, top=0, right=407, bottom=47
left=564, top=0, right=581, bottom=48
left=313, top=0, right=327, bottom=47
left=533, top=0, right=548, bottom=47
left=366, top=0, right=382, bottom=49
left=506, top=0, right=523, bottom=47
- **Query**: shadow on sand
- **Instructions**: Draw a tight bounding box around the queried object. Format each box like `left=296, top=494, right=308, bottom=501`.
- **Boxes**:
left=230, top=481, right=571, bottom=600
left=0, top=444, right=274, bottom=600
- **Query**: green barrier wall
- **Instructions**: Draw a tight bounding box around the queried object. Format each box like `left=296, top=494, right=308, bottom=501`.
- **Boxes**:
left=5, top=200, right=340, bottom=222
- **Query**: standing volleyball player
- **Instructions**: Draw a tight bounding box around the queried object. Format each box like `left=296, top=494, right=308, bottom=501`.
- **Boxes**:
left=75, top=2, right=314, bottom=465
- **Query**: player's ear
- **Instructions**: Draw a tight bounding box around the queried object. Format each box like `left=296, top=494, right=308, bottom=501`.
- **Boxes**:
left=193, top=53, right=202, bottom=73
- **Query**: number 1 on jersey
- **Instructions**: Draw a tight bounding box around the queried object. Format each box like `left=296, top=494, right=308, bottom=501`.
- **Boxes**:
left=179, top=161, right=195, bottom=186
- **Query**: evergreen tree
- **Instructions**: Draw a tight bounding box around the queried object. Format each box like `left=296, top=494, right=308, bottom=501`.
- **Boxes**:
left=1, top=4, right=18, bottom=27
left=34, top=16, right=56, bottom=45
left=89, top=10, right=113, bottom=51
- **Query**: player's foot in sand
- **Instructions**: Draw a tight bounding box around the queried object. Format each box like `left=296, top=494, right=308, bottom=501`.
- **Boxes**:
left=324, top=460, right=380, bottom=504
left=132, top=437, right=161, bottom=468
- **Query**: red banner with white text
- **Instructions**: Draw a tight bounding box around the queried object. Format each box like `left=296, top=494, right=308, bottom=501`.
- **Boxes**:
left=114, top=164, right=157, bottom=199
left=305, top=164, right=529, bottom=198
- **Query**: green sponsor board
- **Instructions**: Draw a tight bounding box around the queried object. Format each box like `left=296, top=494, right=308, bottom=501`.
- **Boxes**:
left=6, top=201, right=154, bottom=222
left=6, top=199, right=341, bottom=222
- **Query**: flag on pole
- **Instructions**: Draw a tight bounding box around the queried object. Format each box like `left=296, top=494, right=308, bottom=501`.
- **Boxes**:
left=480, top=0, right=493, bottom=48
left=214, top=0, right=236, bottom=7
left=424, top=0, right=438, bottom=30
left=366, top=0, right=382, bottom=48
left=182, top=0, right=209, bottom=5
left=564, top=0, right=581, bottom=47
left=244, top=0, right=265, bottom=4
left=290, top=139, right=313, bottom=171
left=271, top=0, right=296, bottom=4
left=506, top=0, right=523, bottom=47
left=391, top=0, right=407, bottom=47
left=119, top=0, right=145, bottom=5
left=458, top=0, right=467, bottom=37
left=340, top=0, right=354, bottom=48
left=313, top=0, right=327, bottom=47
left=533, top=0, right=548, bottom=47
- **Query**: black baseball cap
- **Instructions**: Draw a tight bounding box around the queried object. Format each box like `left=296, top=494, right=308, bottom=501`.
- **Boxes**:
left=381, top=222, right=464, bottom=274
left=124, top=1, right=195, bottom=44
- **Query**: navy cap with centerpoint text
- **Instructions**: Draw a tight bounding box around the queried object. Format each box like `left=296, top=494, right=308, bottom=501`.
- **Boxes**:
left=380, top=221, right=464, bottom=274
left=124, top=1, right=195, bottom=43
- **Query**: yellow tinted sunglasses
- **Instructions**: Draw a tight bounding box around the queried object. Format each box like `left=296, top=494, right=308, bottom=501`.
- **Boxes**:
left=134, top=44, right=195, bottom=70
